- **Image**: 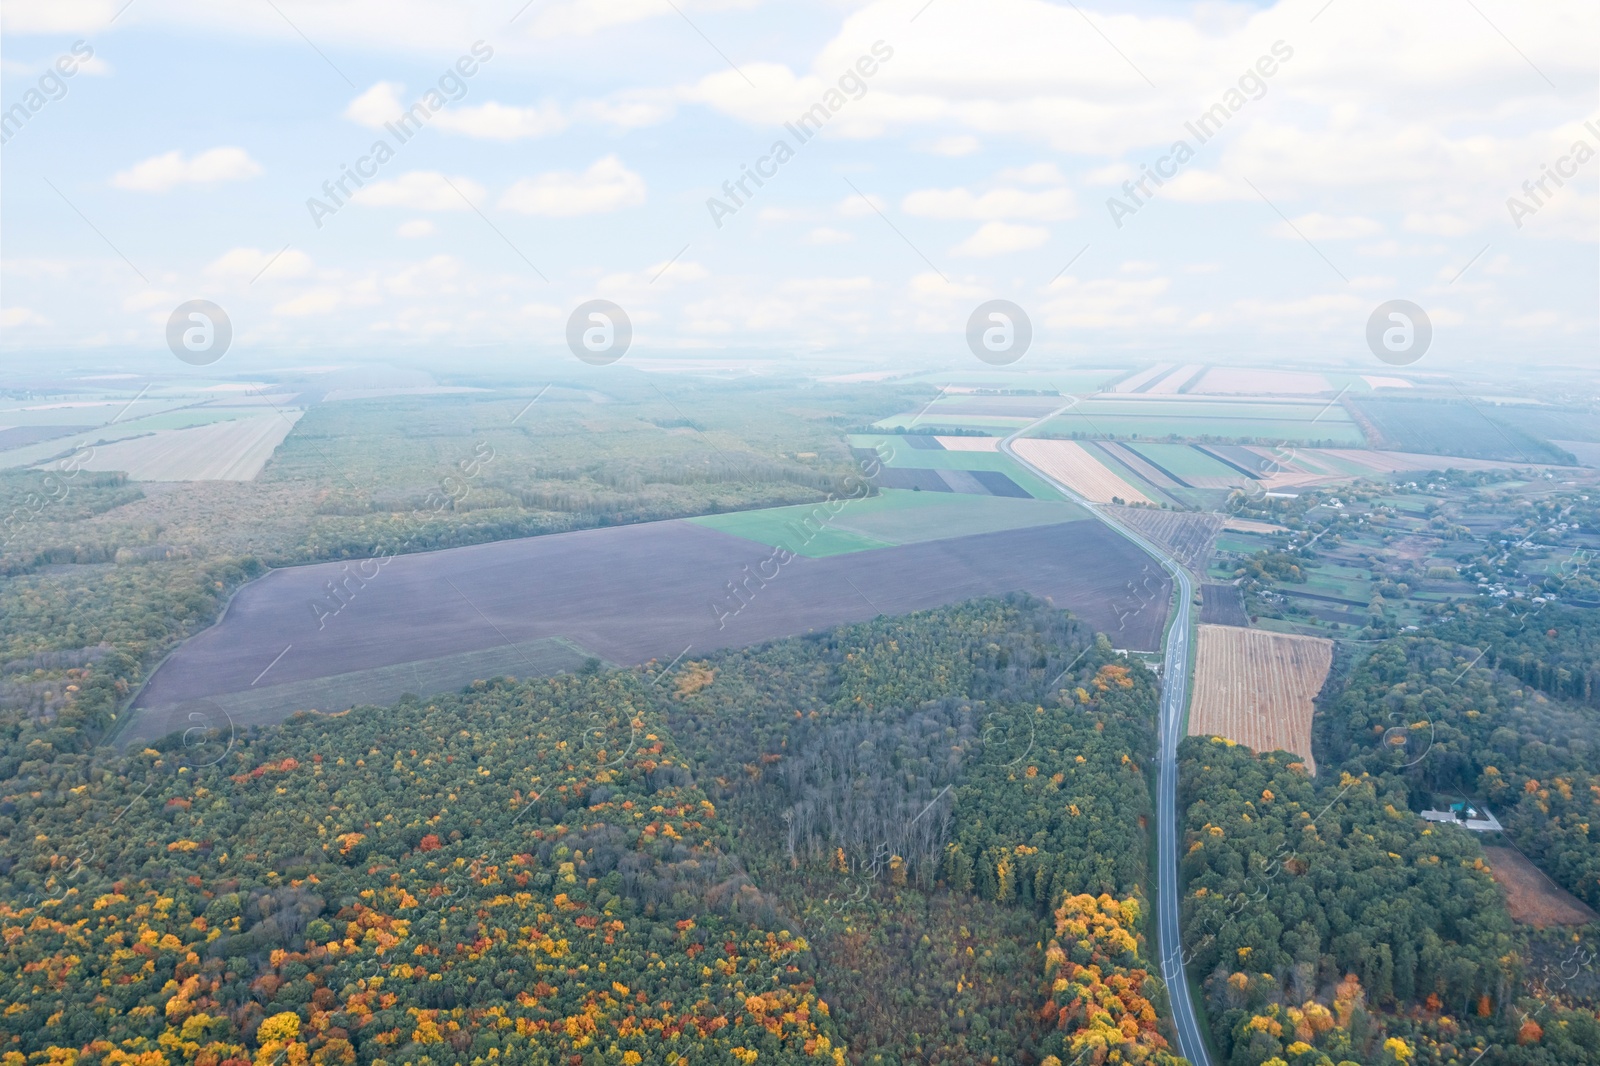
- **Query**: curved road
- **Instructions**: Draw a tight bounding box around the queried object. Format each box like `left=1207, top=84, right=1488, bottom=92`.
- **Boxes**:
left=1001, top=411, right=1211, bottom=1066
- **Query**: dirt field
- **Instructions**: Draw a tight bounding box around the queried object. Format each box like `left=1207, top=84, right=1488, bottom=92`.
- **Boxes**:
left=1200, top=583, right=1249, bottom=626
left=75, top=411, right=303, bottom=480
left=1111, top=364, right=1174, bottom=393
left=129, top=516, right=1170, bottom=732
left=1146, top=364, right=1204, bottom=394
left=936, top=436, right=999, bottom=451
left=1099, top=442, right=1182, bottom=489
left=1481, top=846, right=1599, bottom=927
left=1223, top=518, right=1288, bottom=534
left=1189, top=625, right=1332, bottom=772
left=1105, top=506, right=1223, bottom=571
left=1014, top=438, right=1154, bottom=504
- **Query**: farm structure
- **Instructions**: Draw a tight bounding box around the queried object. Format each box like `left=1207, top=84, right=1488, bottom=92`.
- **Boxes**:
left=1188, top=625, right=1333, bottom=772
left=130, top=515, right=1170, bottom=734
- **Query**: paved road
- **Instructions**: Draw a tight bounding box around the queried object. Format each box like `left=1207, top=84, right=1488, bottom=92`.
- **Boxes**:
left=1001, top=413, right=1212, bottom=1066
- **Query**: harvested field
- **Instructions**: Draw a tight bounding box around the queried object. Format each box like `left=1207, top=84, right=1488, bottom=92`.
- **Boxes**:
left=936, top=436, right=999, bottom=451
left=1112, top=363, right=1175, bottom=392
left=1146, top=364, right=1204, bottom=394
left=1223, top=518, right=1289, bottom=534
left=1200, top=583, right=1249, bottom=626
left=1099, top=441, right=1182, bottom=489
left=1014, top=438, right=1154, bottom=504
left=1362, top=375, right=1413, bottom=389
left=1481, top=846, right=1599, bottom=927
left=1311, top=449, right=1569, bottom=475
left=1189, top=625, right=1332, bottom=772
left=1038, top=398, right=1366, bottom=445
left=1195, top=369, right=1330, bottom=395
left=128, top=517, right=1169, bottom=732
left=1104, top=506, right=1222, bottom=571
left=73, top=412, right=303, bottom=480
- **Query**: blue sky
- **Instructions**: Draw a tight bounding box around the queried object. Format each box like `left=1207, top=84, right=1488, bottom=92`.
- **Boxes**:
left=2, top=0, right=1596, bottom=369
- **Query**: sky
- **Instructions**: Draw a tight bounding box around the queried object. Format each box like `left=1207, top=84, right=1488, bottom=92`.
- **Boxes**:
left=1, top=0, right=1596, bottom=369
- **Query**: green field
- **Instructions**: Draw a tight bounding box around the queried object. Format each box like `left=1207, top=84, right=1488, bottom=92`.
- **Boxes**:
left=849, top=434, right=1070, bottom=500
left=0, top=406, right=263, bottom=470
left=1027, top=398, right=1364, bottom=445
left=1125, top=442, right=1239, bottom=479
left=1042, top=416, right=1365, bottom=444
left=894, top=370, right=1124, bottom=392
left=875, top=413, right=1032, bottom=430
left=691, top=489, right=1086, bottom=556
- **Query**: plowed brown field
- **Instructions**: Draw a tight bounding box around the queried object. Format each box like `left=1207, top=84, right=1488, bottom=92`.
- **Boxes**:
left=1481, top=846, right=1599, bottom=927
left=1189, top=625, right=1332, bottom=772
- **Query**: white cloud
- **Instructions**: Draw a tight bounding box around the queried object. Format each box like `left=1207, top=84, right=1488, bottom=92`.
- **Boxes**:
left=903, top=183, right=1075, bottom=221
left=951, top=222, right=1049, bottom=257
left=925, top=135, right=981, bottom=156
left=499, top=156, right=646, bottom=216
left=345, top=81, right=407, bottom=128
left=1, top=307, right=48, bottom=328
left=273, top=288, right=343, bottom=317
left=110, top=147, right=261, bottom=192
left=1162, top=171, right=1237, bottom=202
left=1403, top=211, right=1475, bottom=236
left=997, top=163, right=1068, bottom=185
left=803, top=227, right=854, bottom=245
left=351, top=172, right=483, bottom=211
left=1271, top=213, right=1384, bottom=240
left=347, top=81, right=568, bottom=140
left=397, top=219, right=436, bottom=238
left=206, top=247, right=313, bottom=282
left=528, top=0, right=759, bottom=39
left=837, top=193, right=887, bottom=217
left=440, top=100, right=566, bottom=139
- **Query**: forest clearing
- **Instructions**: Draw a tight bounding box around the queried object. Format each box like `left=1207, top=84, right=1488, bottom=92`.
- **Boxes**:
left=1482, top=846, right=1599, bottom=927
left=1187, top=625, right=1333, bottom=772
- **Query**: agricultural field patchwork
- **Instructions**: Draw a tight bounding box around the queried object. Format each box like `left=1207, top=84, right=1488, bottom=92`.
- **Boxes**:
left=1187, top=624, right=1332, bottom=772
left=1036, top=396, right=1367, bottom=445
left=1013, top=438, right=1154, bottom=504
left=692, top=489, right=1086, bottom=554
left=1350, top=398, right=1577, bottom=464
left=71, top=411, right=304, bottom=481
left=128, top=515, right=1170, bottom=731
left=1104, top=505, right=1223, bottom=572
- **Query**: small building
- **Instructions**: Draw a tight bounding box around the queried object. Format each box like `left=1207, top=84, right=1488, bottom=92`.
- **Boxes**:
left=1420, top=802, right=1502, bottom=833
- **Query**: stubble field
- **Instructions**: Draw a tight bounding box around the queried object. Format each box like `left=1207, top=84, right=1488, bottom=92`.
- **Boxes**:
left=1188, top=624, right=1333, bottom=772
